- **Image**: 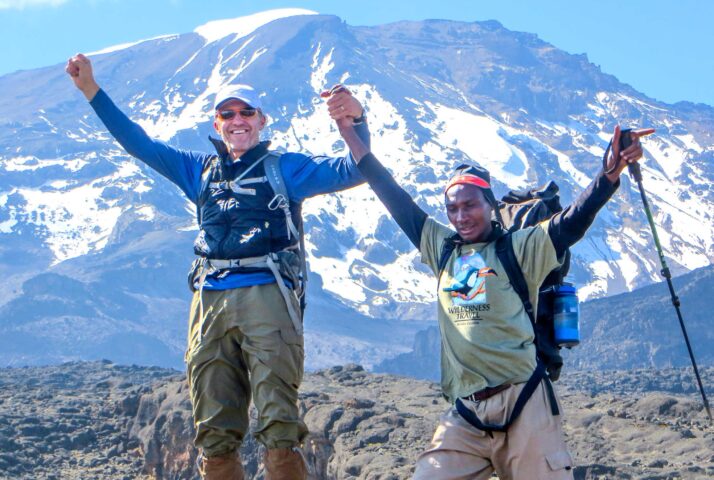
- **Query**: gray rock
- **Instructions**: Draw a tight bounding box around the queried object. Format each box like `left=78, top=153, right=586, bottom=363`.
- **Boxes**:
left=647, top=459, right=668, bottom=468
left=1, top=361, right=713, bottom=479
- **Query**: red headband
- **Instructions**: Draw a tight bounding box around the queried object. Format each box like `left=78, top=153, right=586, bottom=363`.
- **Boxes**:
left=444, top=174, right=491, bottom=194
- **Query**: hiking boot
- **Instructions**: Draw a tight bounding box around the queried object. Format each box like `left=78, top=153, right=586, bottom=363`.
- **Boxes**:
left=199, top=451, right=245, bottom=480
left=264, top=447, right=308, bottom=480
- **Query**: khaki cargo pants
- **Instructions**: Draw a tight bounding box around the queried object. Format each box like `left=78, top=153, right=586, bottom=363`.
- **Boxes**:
left=185, top=283, right=308, bottom=457
left=413, top=381, right=574, bottom=480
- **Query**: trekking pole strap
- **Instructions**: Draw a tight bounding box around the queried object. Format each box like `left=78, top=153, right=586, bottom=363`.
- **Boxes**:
left=455, top=362, right=553, bottom=434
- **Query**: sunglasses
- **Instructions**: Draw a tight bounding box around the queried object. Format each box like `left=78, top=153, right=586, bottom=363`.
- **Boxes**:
left=217, top=108, right=258, bottom=121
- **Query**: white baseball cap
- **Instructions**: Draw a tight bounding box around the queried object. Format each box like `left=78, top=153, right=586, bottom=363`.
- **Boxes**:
left=213, top=85, right=262, bottom=111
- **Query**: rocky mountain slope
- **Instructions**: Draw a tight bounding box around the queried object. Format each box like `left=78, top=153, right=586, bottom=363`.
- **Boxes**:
left=0, top=10, right=712, bottom=370
left=0, top=361, right=712, bottom=479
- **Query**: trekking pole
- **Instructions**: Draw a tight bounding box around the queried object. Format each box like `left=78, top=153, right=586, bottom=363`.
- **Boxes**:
left=626, top=155, right=712, bottom=423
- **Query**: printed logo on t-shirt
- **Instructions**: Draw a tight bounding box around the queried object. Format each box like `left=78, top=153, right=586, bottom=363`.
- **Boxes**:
left=443, top=249, right=497, bottom=306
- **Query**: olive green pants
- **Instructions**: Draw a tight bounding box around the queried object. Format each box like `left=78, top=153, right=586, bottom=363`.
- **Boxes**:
left=185, top=283, right=307, bottom=457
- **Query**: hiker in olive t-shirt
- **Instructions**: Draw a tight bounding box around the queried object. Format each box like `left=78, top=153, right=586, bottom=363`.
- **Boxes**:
left=332, top=113, right=652, bottom=479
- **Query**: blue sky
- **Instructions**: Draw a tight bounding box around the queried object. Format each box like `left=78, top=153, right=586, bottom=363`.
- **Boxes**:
left=1, top=0, right=712, bottom=106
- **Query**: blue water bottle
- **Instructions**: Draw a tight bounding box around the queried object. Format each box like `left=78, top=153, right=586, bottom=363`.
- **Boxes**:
left=553, top=283, right=580, bottom=348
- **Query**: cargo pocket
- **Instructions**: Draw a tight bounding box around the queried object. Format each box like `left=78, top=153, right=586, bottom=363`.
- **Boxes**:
left=278, top=326, right=304, bottom=388
left=249, top=326, right=304, bottom=391
left=545, top=450, right=574, bottom=476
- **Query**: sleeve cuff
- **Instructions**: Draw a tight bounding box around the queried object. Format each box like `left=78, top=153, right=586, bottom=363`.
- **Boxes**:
left=352, top=112, right=367, bottom=125
left=89, top=88, right=106, bottom=108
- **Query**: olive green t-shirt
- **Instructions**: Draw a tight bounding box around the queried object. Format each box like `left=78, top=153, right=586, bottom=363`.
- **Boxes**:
left=420, top=218, right=561, bottom=402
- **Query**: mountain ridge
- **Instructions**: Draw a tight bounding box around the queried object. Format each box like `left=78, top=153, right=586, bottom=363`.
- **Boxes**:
left=1, top=12, right=711, bottom=370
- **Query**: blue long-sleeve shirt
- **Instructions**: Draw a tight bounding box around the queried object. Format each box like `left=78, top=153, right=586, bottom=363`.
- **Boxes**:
left=89, top=88, right=370, bottom=289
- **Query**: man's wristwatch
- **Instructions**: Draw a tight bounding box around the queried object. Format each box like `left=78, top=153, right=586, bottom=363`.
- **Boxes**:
left=352, top=110, right=367, bottom=125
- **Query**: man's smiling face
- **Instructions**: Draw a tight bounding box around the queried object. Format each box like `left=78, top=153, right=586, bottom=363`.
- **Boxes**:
left=213, top=99, right=266, bottom=159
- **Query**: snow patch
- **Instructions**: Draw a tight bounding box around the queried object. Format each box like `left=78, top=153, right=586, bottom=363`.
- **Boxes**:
left=194, top=9, right=317, bottom=44
left=673, top=134, right=703, bottom=154
left=135, top=205, right=156, bottom=222
left=137, top=39, right=268, bottom=141
left=420, top=102, right=530, bottom=188
left=88, top=35, right=179, bottom=56
left=2, top=155, right=88, bottom=173
left=14, top=183, right=123, bottom=263
left=310, top=44, right=335, bottom=93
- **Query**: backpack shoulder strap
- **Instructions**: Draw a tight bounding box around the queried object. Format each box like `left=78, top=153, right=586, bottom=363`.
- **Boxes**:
left=197, top=155, right=221, bottom=224
left=264, top=151, right=288, bottom=199
left=264, top=152, right=308, bottom=307
left=495, top=233, right=535, bottom=325
left=437, top=234, right=460, bottom=281
left=264, top=152, right=300, bottom=240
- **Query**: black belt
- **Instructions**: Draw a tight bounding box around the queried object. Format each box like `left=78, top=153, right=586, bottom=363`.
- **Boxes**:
left=455, top=362, right=559, bottom=435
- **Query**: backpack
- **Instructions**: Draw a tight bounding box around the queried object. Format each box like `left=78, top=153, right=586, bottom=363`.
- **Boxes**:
left=189, top=152, right=308, bottom=335
left=438, top=181, right=569, bottom=381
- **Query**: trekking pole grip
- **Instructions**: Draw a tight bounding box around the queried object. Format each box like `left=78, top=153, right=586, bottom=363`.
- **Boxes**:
left=627, top=162, right=643, bottom=183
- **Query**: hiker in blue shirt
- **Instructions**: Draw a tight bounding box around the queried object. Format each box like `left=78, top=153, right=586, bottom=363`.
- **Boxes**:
left=66, top=53, right=369, bottom=480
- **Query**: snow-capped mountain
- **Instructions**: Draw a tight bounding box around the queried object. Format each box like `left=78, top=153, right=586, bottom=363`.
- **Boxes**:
left=0, top=10, right=712, bottom=369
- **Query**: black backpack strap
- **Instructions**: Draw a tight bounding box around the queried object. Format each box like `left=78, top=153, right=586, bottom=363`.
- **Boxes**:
left=495, top=233, right=535, bottom=324
left=437, top=234, right=460, bottom=287
left=455, top=362, right=553, bottom=435
left=493, top=233, right=561, bottom=418
left=543, top=374, right=560, bottom=416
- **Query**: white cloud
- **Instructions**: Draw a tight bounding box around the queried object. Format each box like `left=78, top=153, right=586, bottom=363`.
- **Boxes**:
left=0, top=0, right=68, bottom=9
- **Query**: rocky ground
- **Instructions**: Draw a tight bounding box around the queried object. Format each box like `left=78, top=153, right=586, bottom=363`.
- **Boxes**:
left=0, top=361, right=712, bottom=479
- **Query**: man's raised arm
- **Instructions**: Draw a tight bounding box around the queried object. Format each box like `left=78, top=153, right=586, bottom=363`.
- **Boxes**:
left=336, top=121, right=427, bottom=249
left=548, top=126, right=655, bottom=257
left=65, top=54, right=205, bottom=202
